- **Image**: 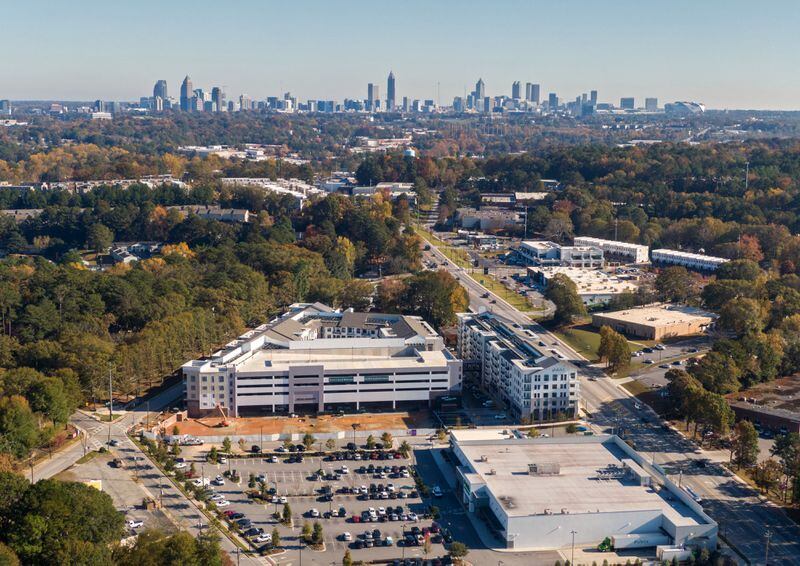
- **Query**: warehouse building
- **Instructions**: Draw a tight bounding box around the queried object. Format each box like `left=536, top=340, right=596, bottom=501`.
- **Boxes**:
left=651, top=249, right=729, bottom=272
left=182, top=303, right=461, bottom=417
left=450, top=430, right=718, bottom=552
left=527, top=266, right=639, bottom=307
left=591, top=304, right=716, bottom=340
left=573, top=237, right=650, bottom=264
left=457, top=312, right=579, bottom=420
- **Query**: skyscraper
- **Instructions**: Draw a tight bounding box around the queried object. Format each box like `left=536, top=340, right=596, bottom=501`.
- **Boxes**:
left=645, top=97, right=658, bottom=111
left=475, top=78, right=485, bottom=100
left=620, top=97, right=635, bottom=110
left=212, top=87, right=226, bottom=112
left=386, top=71, right=396, bottom=111
left=367, top=83, right=380, bottom=111
left=530, top=84, right=540, bottom=104
left=548, top=93, right=558, bottom=109
left=153, top=80, right=168, bottom=101
left=590, top=90, right=598, bottom=106
left=180, top=76, right=193, bottom=111
left=511, top=81, right=521, bottom=99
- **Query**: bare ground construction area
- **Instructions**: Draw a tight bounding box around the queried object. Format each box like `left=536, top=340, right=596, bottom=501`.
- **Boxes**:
left=172, top=410, right=435, bottom=438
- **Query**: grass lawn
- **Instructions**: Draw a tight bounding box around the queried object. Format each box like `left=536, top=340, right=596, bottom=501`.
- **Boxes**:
left=76, top=450, right=99, bottom=465
left=622, top=380, right=650, bottom=397
left=554, top=323, right=651, bottom=366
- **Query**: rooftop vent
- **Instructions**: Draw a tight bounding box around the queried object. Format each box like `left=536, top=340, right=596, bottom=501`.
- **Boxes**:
left=480, top=455, right=488, bottom=462
left=528, top=462, right=560, bottom=476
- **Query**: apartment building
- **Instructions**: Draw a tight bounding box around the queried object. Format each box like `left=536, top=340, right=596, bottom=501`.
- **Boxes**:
left=182, top=303, right=462, bottom=417
left=457, top=312, right=579, bottom=420
left=573, top=236, right=649, bottom=264
left=651, top=249, right=729, bottom=272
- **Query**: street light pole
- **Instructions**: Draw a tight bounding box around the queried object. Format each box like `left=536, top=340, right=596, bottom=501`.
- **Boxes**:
left=765, top=529, right=771, bottom=565
left=108, top=364, right=113, bottom=445
left=571, top=530, right=577, bottom=565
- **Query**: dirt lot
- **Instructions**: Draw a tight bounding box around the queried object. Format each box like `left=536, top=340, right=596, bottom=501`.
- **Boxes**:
left=173, top=410, right=434, bottom=437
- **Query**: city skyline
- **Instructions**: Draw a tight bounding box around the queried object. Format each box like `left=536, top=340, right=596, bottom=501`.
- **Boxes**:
left=2, top=0, right=800, bottom=109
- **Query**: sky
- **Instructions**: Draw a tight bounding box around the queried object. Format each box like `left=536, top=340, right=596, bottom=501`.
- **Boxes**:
left=2, top=0, right=800, bottom=109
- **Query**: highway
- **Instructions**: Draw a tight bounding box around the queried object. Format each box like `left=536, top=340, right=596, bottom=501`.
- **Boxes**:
left=422, top=233, right=800, bottom=565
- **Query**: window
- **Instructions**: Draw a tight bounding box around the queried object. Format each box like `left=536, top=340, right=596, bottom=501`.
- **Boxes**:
left=363, top=375, right=390, bottom=384
left=328, top=376, right=355, bottom=385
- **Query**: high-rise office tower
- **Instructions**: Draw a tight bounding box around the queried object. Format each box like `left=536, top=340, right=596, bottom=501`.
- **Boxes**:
left=239, top=94, right=252, bottom=111
left=180, top=76, right=193, bottom=111
left=512, top=81, right=521, bottom=99
left=645, top=97, right=658, bottom=112
left=94, top=100, right=105, bottom=112
left=475, top=78, right=485, bottom=100
left=211, top=87, right=226, bottom=112
left=386, top=71, right=396, bottom=111
left=483, top=96, right=491, bottom=113
left=531, top=84, right=540, bottom=104
left=590, top=90, right=598, bottom=106
left=581, top=93, right=587, bottom=104
left=620, top=97, right=635, bottom=109
left=367, top=83, right=380, bottom=111
left=153, top=96, right=164, bottom=112
left=548, top=93, right=558, bottom=109
left=402, top=96, right=409, bottom=113
left=153, top=80, right=168, bottom=101
left=0, top=100, right=11, bottom=115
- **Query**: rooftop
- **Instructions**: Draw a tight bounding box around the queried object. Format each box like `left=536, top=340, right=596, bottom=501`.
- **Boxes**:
left=529, top=266, right=639, bottom=295
left=455, top=434, right=706, bottom=526
left=593, top=303, right=716, bottom=327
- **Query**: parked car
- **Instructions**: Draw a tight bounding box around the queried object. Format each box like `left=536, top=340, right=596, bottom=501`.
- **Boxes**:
left=432, top=486, right=443, bottom=497
left=127, top=519, right=144, bottom=529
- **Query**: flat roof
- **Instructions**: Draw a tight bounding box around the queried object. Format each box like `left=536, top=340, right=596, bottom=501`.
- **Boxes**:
left=529, top=267, right=638, bottom=295
left=593, top=304, right=716, bottom=327
left=237, top=347, right=449, bottom=374
left=456, top=436, right=705, bottom=526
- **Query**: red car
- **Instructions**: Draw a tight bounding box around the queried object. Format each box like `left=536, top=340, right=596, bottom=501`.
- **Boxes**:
left=223, top=510, right=237, bottom=517
left=351, top=515, right=361, bottom=523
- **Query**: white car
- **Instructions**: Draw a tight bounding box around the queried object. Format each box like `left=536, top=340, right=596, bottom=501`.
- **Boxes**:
left=174, top=462, right=187, bottom=470
left=192, top=478, right=210, bottom=487
left=360, top=485, right=368, bottom=494
left=341, top=532, right=352, bottom=541
left=368, top=507, right=377, bottom=520
left=278, top=496, right=288, bottom=504
left=218, top=456, right=228, bottom=464
left=378, top=507, right=386, bottom=516
left=268, top=455, right=278, bottom=463
left=212, top=476, right=224, bottom=486
left=210, top=494, right=226, bottom=501
left=215, top=500, right=230, bottom=508
left=254, top=533, right=272, bottom=543
left=127, top=519, right=144, bottom=528
left=432, top=486, right=443, bottom=497
left=407, top=512, right=418, bottom=522
left=386, top=484, right=395, bottom=492
left=309, top=508, right=320, bottom=517
left=340, top=465, right=349, bottom=474
left=493, top=413, right=507, bottom=420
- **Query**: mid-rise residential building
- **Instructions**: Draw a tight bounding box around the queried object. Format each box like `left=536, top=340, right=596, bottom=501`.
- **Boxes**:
left=183, top=303, right=462, bottom=417
left=573, top=236, right=649, bottom=264
left=166, top=205, right=250, bottom=223
left=517, top=241, right=604, bottom=268
left=457, top=312, right=579, bottom=421
left=651, top=249, right=729, bottom=272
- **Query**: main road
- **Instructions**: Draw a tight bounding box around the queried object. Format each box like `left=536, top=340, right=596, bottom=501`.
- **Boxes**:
left=422, top=232, right=800, bottom=565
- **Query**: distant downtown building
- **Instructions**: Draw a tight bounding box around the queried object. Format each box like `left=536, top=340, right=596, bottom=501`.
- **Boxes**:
left=180, top=76, right=193, bottom=111
left=153, top=80, right=168, bottom=101
left=386, top=71, right=396, bottom=111
left=457, top=312, right=579, bottom=421
left=182, top=303, right=462, bottom=417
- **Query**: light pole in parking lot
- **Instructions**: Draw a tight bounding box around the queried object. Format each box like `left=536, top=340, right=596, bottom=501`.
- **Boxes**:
left=765, top=529, right=772, bottom=565
left=402, top=524, right=408, bottom=559
left=570, top=530, right=577, bottom=565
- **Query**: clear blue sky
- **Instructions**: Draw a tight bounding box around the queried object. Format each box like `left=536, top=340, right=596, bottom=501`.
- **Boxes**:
left=3, top=0, right=799, bottom=109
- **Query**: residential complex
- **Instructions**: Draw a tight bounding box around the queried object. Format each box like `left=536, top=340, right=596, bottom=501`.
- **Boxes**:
left=517, top=240, right=604, bottom=268
left=591, top=304, right=717, bottom=340
left=651, top=249, right=729, bottom=272
left=527, top=266, right=640, bottom=307
left=457, top=312, right=579, bottom=420
left=450, top=430, right=718, bottom=555
left=182, top=303, right=461, bottom=417
left=573, top=236, right=649, bottom=264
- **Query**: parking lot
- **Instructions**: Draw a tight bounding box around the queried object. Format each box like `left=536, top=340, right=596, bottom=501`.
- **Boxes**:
left=179, top=442, right=453, bottom=563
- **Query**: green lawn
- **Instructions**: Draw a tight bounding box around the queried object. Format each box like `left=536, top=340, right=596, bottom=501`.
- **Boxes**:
left=622, top=380, right=650, bottom=397
left=554, top=323, right=650, bottom=366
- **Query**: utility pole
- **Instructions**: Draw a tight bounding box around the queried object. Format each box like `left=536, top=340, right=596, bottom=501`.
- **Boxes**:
left=570, top=530, right=577, bottom=565
left=108, top=364, right=113, bottom=445
left=765, top=529, right=771, bottom=565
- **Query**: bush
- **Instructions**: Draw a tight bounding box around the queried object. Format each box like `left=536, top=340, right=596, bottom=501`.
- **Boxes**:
left=566, top=423, right=578, bottom=434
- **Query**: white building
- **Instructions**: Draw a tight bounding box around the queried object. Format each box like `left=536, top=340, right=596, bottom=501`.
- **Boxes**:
left=573, top=237, right=649, bottom=264
left=527, top=267, right=640, bottom=307
left=182, top=303, right=461, bottom=417
left=517, top=241, right=604, bottom=268
left=451, top=431, right=718, bottom=552
left=457, top=312, right=579, bottom=420
left=651, top=249, right=729, bottom=272
left=220, top=178, right=325, bottom=208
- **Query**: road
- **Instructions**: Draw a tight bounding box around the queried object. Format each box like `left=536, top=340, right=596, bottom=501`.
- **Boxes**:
left=422, top=230, right=800, bottom=565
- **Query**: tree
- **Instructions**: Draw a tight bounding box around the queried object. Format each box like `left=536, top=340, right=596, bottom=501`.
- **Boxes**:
left=699, top=392, right=734, bottom=439
left=399, top=440, right=411, bottom=457
left=655, top=266, right=697, bottom=303
left=545, top=273, right=586, bottom=327
left=86, top=223, right=114, bottom=252
left=208, top=446, right=218, bottom=463
left=399, top=270, right=468, bottom=329
left=730, top=420, right=759, bottom=469
left=113, top=529, right=227, bottom=566
left=0, top=472, right=29, bottom=534
left=302, top=432, right=316, bottom=451
left=312, top=521, right=323, bottom=545
left=752, top=459, right=782, bottom=494
left=342, top=548, right=353, bottom=566
left=380, top=432, right=393, bottom=450
left=271, top=527, right=281, bottom=548
left=597, top=326, right=630, bottom=372
left=222, top=437, right=232, bottom=453
left=448, top=541, right=469, bottom=562
left=282, top=502, right=292, bottom=525
left=0, top=396, right=40, bottom=458
left=325, top=439, right=336, bottom=451
left=689, top=351, right=742, bottom=394
left=717, top=297, right=766, bottom=336
left=366, top=434, right=376, bottom=449
left=527, top=427, right=540, bottom=438
left=0, top=542, right=19, bottom=566
left=301, top=521, right=312, bottom=544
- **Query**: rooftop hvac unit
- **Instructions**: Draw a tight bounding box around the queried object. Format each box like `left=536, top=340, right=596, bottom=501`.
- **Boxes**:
left=489, top=469, right=496, bottom=475
left=480, top=455, right=488, bottom=462
left=528, top=462, right=560, bottom=476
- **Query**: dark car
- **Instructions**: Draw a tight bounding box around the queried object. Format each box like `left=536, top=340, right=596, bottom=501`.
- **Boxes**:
left=338, top=507, right=347, bottom=517
left=230, top=512, right=245, bottom=520
left=236, top=518, right=252, bottom=528
left=346, top=442, right=357, bottom=451
left=251, top=445, right=261, bottom=453
left=296, top=444, right=306, bottom=452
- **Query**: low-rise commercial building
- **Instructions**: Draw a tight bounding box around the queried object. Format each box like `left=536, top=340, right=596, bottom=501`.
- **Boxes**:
left=451, top=431, right=718, bottom=552
left=456, top=207, right=522, bottom=232
left=517, top=240, right=604, bottom=268
left=573, top=237, right=649, bottom=264
left=528, top=267, right=639, bottom=307
left=457, top=312, right=579, bottom=420
left=182, top=303, right=461, bottom=417
left=591, top=304, right=717, bottom=340
left=651, top=249, right=729, bottom=272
